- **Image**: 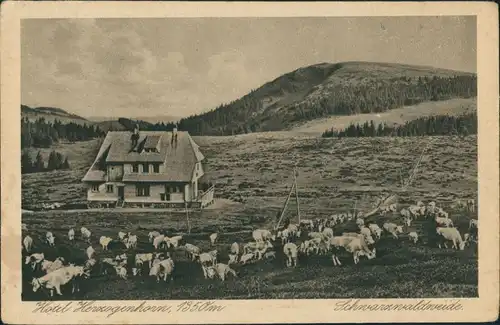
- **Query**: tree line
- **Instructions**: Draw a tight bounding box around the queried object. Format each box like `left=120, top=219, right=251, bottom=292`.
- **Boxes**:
left=21, top=116, right=105, bottom=149
left=321, top=112, right=477, bottom=138
left=170, top=75, right=476, bottom=136
left=21, top=150, right=70, bottom=174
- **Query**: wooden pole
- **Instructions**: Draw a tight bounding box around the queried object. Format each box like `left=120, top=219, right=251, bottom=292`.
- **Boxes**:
left=276, top=182, right=295, bottom=230
left=293, top=168, right=300, bottom=224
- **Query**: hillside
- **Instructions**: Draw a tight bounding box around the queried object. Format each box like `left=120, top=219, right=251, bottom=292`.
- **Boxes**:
left=178, top=61, right=477, bottom=135
left=21, top=105, right=89, bottom=125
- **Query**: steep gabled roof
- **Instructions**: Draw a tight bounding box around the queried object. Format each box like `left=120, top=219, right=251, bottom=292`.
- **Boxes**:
left=82, top=131, right=204, bottom=183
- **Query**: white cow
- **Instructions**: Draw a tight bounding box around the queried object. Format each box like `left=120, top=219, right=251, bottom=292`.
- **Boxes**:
left=153, top=234, right=165, bottom=250
left=23, top=235, right=33, bottom=253
left=329, top=236, right=356, bottom=266
left=46, top=232, right=55, bottom=247
left=118, top=231, right=128, bottom=241
left=283, top=242, right=298, bottom=268
left=403, top=215, right=413, bottom=227
left=206, top=263, right=237, bottom=281
left=435, top=216, right=454, bottom=228
left=125, top=235, right=138, bottom=249
left=42, top=257, right=66, bottom=274
left=31, top=265, right=89, bottom=297
left=243, top=241, right=273, bottom=260
left=368, top=224, right=382, bottom=239
left=408, top=232, right=419, bottom=244
left=114, top=265, right=128, bottom=279
left=383, top=223, right=404, bottom=239
left=209, top=233, right=218, bottom=246
left=148, top=231, right=161, bottom=243
left=134, top=253, right=154, bottom=275
left=230, top=242, right=240, bottom=256
left=81, top=227, right=91, bottom=243
left=299, top=219, right=314, bottom=230
left=322, top=227, right=334, bottom=239
left=239, top=253, right=255, bottom=265
left=86, top=246, right=95, bottom=260
left=359, top=227, right=375, bottom=244
left=469, top=219, right=478, bottom=230
left=149, top=258, right=175, bottom=282
left=252, top=229, right=275, bottom=243
left=68, top=228, right=75, bottom=241
left=344, top=236, right=376, bottom=265
left=436, top=227, right=466, bottom=250
left=355, top=218, right=365, bottom=229
left=184, top=244, right=201, bottom=261
left=400, top=208, right=411, bottom=219
left=99, top=236, right=113, bottom=250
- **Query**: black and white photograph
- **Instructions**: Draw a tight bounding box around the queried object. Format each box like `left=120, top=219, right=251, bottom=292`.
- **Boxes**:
left=2, top=4, right=497, bottom=322
left=18, top=15, right=481, bottom=301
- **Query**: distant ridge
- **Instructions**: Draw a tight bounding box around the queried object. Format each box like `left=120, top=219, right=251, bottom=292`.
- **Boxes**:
left=21, top=104, right=89, bottom=125
left=177, top=61, right=477, bottom=136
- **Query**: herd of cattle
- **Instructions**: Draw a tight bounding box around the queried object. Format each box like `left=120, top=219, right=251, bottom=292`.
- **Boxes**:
left=21, top=199, right=478, bottom=298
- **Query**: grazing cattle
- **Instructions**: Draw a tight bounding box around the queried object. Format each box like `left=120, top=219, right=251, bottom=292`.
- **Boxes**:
left=114, top=265, right=128, bottom=279
left=184, top=244, right=201, bottom=261
left=368, top=224, right=382, bottom=239
left=409, top=205, right=426, bottom=218
left=278, top=229, right=291, bottom=244
left=383, top=223, right=404, bottom=239
left=416, top=201, right=425, bottom=207
left=436, top=227, right=466, bottom=250
left=436, top=208, right=449, bottom=219
left=400, top=208, right=411, bottom=219
left=239, top=253, right=255, bottom=265
left=42, top=257, right=66, bottom=274
left=408, top=232, right=419, bottom=244
left=31, top=265, right=89, bottom=297
left=86, top=246, right=95, bottom=260
left=115, top=253, right=127, bottom=263
left=359, top=227, right=375, bottom=244
left=342, top=232, right=363, bottom=238
left=99, top=236, right=113, bottom=251
left=209, top=233, right=218, bottom=246
left=134, top=253, right=154, bottom=274
left=230, top=242, right=240, bottom=256
left=299, top=219, right=314, bottom=230
left=287, top=224, right=299, bottom=237
left=206, top=263, right=237, bottom=281
left=25, top=253, right=45, bottom=271
left=81, top=227, right=91, bottom=243
left=148, top=231, right=161, bottom=243
left=149, top=258, right=175, bottom=282
left=252, top=229, right=275, bottom=243
left=243, top=241, right=273, bottom=260
left=308, top=232, right=325, bottom=240
left=322, top=227, right=334, bottom=239
left=125, top=235, right=138, bottom=249
left=153, top=235, right=165, bottom=250
left=283, top=243, right=298, bottom=268
left=199, top=250, right=218, bottom=267
left=164, top=235, right=183, bottom=249
left=118, top=231, right=128, bottom=241
left=68, top=228, right=75, bottom=241
left=23, top=235, right=33, bottom=253
left=355, top=218, right=365, bottom=229
left=344, top=236, right=376, bottom=265
left=46, top=232, right=55, bottom=247
left=435, top=216, right=454, bottom=228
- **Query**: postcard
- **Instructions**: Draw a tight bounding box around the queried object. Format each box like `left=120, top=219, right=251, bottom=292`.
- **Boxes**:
left=1, top=1, right=499, bottom=324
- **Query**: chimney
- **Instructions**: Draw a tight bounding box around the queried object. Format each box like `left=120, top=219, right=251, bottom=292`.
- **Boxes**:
left=131, top=123, right=140, bottom=150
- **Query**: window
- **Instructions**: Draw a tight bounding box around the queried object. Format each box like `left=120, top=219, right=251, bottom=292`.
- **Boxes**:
left=91, top=184, right=99, bottom=192
left=106, top=185, right=113, bottom=193
left=136, top=185, right=150, bottom=197
left=142, top=163, right=149, bottom=173
left=132, top=164, right=139, bottom=173
left=153, top=163, right=160, bottom=173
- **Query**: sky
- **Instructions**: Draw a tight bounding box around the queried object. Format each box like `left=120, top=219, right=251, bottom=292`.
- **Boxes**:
left=21, top=16, right=476, bottom=119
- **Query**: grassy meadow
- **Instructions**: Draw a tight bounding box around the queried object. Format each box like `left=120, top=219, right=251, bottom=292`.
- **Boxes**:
left=21, top=132, right=478, bottom=299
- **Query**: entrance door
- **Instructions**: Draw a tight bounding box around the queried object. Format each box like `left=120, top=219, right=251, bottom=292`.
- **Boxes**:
left=118, top=186, right=125, bottom=200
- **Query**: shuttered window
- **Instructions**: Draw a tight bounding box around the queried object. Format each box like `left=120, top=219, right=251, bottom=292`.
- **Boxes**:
left=136, top=185, right=150, bottom=197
